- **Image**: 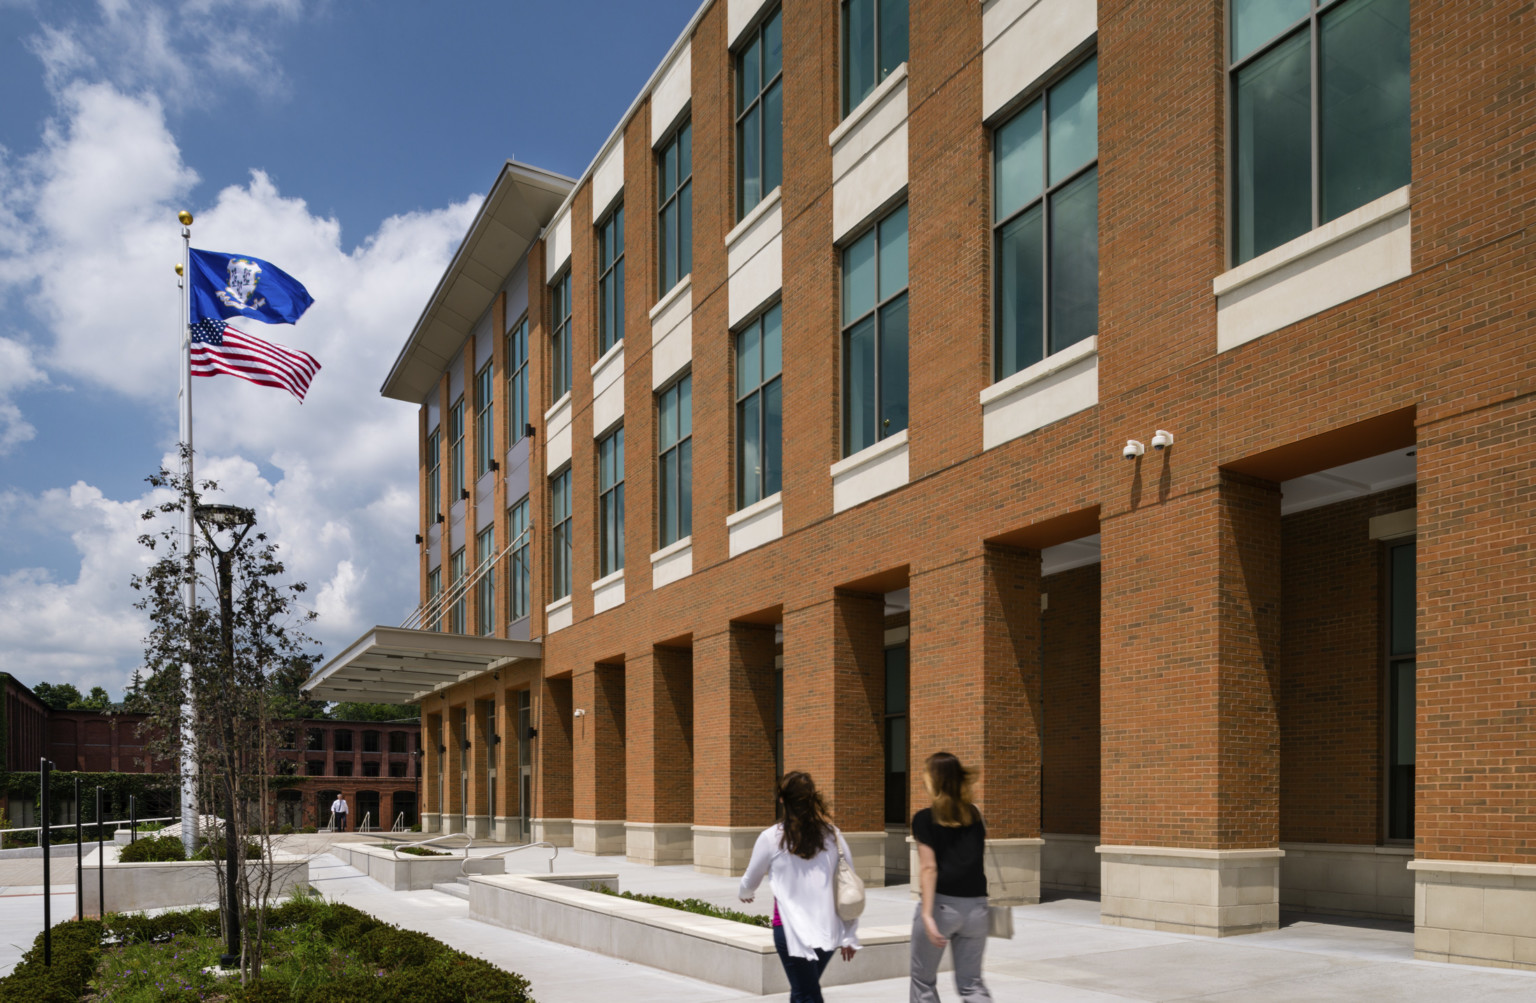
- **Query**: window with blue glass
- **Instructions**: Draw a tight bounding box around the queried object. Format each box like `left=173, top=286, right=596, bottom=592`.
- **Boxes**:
left=842, top=0, right=907, bottom=116
left=506, top=315, right=528, bottom=447
left=736, top=304, right=782, bottom=508
left=508, top=496, right=531, bottom=622
left=841, top=204, right=908, bottom=457
left=550, top=470, right=571, bottom=600
left=550, top=272, right=573, bottom=399
left=598, top=207, right=625, bottom=355
left=598, top=427, right=625, bottom=577
left=657, top=376, right=692, bottom=548
left=736, top=6, right=783, bottom=219
left=657, top=124, right=693, bottom=295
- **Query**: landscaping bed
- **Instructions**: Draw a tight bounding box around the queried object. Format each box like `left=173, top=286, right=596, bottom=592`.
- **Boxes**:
left=0, top=894, right=534, bottom=1002
left=590, top=885, right=771, bottom=927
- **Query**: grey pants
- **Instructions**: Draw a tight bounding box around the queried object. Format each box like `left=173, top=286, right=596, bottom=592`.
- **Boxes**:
left=911, top=894, right=992, bottom=1002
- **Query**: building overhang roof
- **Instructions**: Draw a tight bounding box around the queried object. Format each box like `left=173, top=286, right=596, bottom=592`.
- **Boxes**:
left=302, top=626, right=540, bottom=704
left=380, top=159, right=574, bottom=403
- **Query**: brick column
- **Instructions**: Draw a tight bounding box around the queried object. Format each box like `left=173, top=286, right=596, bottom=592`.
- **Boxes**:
left=1411, top=399, right=1536, bottom=968
left=421, top=712, right=442, bottom=832
left=465, top=699, right=492, bottom=838
left=692, top=622, right=778, bottom=875
left=1100, top=471, right=1282, bottom=936
left=533, top=676, right=573, bottom=846
left=443, top=705, right=466, bottom=834
left=911, top=544, right=1044, bottom=903
left=626, top=646, right=694, bottom=864
left=573, top=663, right=626, bottom=854
left=784, top=591, right=886, bottom=884
left=494, top=688, right=518, bottom=842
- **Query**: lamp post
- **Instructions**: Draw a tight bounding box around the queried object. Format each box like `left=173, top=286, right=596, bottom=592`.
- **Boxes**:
left=193, top=502, right=256, bottom=971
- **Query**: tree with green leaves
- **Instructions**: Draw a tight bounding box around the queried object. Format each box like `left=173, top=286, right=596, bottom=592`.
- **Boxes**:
left=328, top=702, right=420, bottom=722
left=30, top=681, right=83, bottom=710
left=130, top=457, right=318, bottom=983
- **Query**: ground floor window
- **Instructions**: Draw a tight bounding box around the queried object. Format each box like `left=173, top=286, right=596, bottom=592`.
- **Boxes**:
left=1387, top=538, right=1415, bottom=841
left=884, top=644, right=909, bottom=824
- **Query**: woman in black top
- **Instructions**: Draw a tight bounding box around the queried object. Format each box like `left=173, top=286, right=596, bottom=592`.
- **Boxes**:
left=910, top=751, right=992, bottom=1002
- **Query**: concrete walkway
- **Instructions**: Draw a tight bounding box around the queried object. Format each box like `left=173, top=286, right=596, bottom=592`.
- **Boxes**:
left=306, top=845, right=1536, bottom=1002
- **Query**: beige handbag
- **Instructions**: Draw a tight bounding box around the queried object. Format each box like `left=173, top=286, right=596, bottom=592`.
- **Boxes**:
left=986, top=844, right=1015, bottom=939
left=833, top=831, right=866, bottom=920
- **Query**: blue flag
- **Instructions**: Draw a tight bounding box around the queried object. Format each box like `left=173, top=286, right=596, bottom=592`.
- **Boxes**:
left=189, top=248, right=314, bottom=326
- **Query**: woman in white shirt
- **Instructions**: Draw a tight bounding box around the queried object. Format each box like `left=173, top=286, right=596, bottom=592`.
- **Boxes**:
left=739, top=771, right=859, bottom=1003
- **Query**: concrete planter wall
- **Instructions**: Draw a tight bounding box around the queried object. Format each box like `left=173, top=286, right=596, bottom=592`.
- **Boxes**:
left=334, top=843, right=504, bottom=891
left=468, top=873, right=946, bottom=995
left=82, top=847, right=309, bottom=914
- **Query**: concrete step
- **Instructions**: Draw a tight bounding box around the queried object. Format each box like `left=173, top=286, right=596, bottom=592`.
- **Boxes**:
left=431, top=880, right=470, bottom=901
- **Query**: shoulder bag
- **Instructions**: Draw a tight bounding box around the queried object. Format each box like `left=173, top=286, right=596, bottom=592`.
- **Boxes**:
left=833, top=829, right=866, bottom=921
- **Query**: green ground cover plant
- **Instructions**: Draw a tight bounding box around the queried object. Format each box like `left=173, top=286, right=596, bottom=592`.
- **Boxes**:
left=0, top=892, right=534, bottom=1002
left=386, top=844, right=450, bottom=857
left=590, top=885, right=772, bottom=927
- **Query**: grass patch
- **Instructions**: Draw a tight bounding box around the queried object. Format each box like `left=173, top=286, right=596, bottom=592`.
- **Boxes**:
left=384, top=845, right=451, bottom=857
left=589, top=885, right=771, bottom=928
left=0, top=891, right=534, bottom=1002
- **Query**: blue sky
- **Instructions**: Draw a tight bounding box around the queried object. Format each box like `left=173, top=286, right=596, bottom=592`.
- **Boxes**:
left=0, top=0, right=699, bottom=698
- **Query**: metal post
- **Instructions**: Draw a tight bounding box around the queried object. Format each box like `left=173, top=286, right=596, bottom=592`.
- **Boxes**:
left=130, top=795, right=137, bottom=843
left=217, top=546, right=240, bottom=969
left=178, top=212, right=198, bottom=859
left=40, top=759, right=52, bottom=967
left=96, top=788, right=105, bottom=918
left=74, top=777, right=82, bottom=921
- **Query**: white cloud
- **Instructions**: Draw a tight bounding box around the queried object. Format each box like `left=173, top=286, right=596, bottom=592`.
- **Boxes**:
left=0, top=75, right=480, bottom=694
left=0, top=337, right=47, bottom=453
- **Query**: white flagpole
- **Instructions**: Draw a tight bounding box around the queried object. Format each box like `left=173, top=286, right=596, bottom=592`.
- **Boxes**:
left=177, top=210, right=197, bottom=855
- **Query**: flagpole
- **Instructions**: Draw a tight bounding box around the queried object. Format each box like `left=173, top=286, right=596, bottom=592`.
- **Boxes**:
left=177, top=209, right=197, bottom=856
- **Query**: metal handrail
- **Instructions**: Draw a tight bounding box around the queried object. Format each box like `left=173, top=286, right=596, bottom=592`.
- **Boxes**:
left=402, top=525, right=530, bottom=630
left=391, top=812, right=407, bottom=833
left=461, top=840, right=557, bottom=876
left=391, top=832, right=474, bottom=859
left=1, top=816, right=177, bottom=838
left=357, top=811, right=374, bottom=832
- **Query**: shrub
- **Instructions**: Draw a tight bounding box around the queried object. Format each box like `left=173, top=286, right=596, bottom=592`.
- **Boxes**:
left=592, top=885, right=772, bottom=927
left=105, top=907, right=219, bottom=945
left=356, top=926, right=435, bottom=969
left=0, top=918, right=103, bottom=1003
left=396, top=845, right=449, bottom=857
left=117, top=833, right=186, bottom=862
left=231, top=979, right=296, bottom=1003
left=192, top=837, right=263, bottom=861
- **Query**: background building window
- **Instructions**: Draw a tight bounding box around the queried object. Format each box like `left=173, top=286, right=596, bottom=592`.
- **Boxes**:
left=449, top=548, right=466, bottom=633
left=362, top=730, right=380, bottom=753
left=598, top=427, right=626, bottom=576
left=657, top=123, right=693, bottom=295
left=1231, top=0, right=1409, bottom=263
left=842, top=204, right=908, bottom=456
left=362, top=763, right=380, bottom=778
left=1387, top=538, right=1415, bottom=840
left=449, top=397, right=465, bottom=498
left=550, top=272, right=573, bottom=399
left=306, top=760, right=324, bottom=777
left=551, top=470, right=572, bottom=599
left=657, top=376, right=692, bottom=547
left=736, top=7, right=783, bottom=218
left=509, top=496, right=531, bottom=621
left=598, top=207, right=625, bottom=355
left=475, top=361, right=494, bottom=479
left=333, top=730, right=354, bottom=753
left=842, top=0, right=907, bottom=115
left=736, top=305, right=782, bottom=508
left=426, top=567, right=442, bottom=631
left=476, top=526, right=496, bottom=636
left=994, top=55, right=1099, bottom=379
left=389, top=731, right=408, bottom=754
left=389, top=762, right=407, bottom=778
left=884, top=644, right=909, bottom=825
left=335, top=761, right=354, bottom=778
left=306, top=729, right=325, bottom=751
left=506, top=316, right=529, bottom=447
left=425, top=428, right=441, bottom=521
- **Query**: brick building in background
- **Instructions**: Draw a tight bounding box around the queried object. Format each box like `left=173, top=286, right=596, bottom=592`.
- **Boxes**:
left=1, top=673, right=421, bottom=831
left=304, top=0, right=1536, bottom=970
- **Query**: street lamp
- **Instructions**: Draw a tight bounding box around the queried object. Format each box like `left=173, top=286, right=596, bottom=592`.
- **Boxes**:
left=193, top=502, right=256, bottom=971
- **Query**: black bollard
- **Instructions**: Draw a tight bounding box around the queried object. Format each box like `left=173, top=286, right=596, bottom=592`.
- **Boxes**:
left=129, top=795, right=137, bottom=844
left=96, top=787, right=105, bottom=918
left=40, top=758, right=52, bottom=967
left=74, top=776, right=82, bottom=922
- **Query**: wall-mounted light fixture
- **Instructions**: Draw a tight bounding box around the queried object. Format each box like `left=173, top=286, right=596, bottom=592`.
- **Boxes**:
left=415, top=534, right=424, bottom=544
left=1151, top=429, right=1175, bottom=451
left=1123, top=439, right=1145, bottom=460
left=460, top=488, right=470, bottom=500
left=573, top=708, right=586, bottom=718
left=525, top=423, right=537, bottom=439
left=436, top=513, right=445, bottom=524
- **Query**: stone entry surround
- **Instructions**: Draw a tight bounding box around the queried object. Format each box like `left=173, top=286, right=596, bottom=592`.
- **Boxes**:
left=571, top=819, right=625, bottom=855
left=625, top=821, right=693, bottom=865
left=1411, top=859, right=1536, bottom=970
left=1098, top=845, right=1283, bottom=937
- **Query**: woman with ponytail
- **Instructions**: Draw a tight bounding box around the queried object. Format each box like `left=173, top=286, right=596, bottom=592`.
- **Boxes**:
left=911, top=751, right=993, bottom=1002
left=739, top=771, right=860, bottom=1001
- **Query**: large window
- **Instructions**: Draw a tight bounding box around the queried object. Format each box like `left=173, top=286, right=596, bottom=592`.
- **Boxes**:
left=657, top=376, right=692, bottom=547
left=598, top=207, right=626, bottom=355
left=736, top=6, right=783, bottom=219
left=994, top=55, right=1099, bottom=380
left=657, top=123, right=693, bottom=295
left=884, top=645, right=909, bottom=825
left=598, top=427, right=626, bottom=576
left=842, top=0, right=907, bottom=115
left=841, top=204, right=908, bottom=456
left=426, top=567, right=441, bottom=631
left=449, top=397, right=465, bottom=499
left=475, top=361, right=495, bottom=479
left=425, top=427, right=441, bottom=521
left=550, top=272, right=573, bottom=400
left=550, top=470, right=572, bottom=600
left=448, top=547, right=466, bottom=634
left=1387, top=539, right=1415, bottom=841
left=476, top=526, right=496, bottom=636
left=509, top=496, right=531, bottom=621
left=1230, top=0, right=1409, bottom=264
left=506, top=315, right=529, bottom=447
left=736, top=304, right=782, bottom=507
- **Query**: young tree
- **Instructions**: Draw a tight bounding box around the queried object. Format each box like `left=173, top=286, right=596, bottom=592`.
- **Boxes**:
left=130, top=458, right=318, bottom=982
left=30, top=681, right=83, bottom=710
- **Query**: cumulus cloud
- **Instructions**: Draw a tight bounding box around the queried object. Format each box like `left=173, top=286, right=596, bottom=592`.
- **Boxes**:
left=0, top=73, right=479, bottom=693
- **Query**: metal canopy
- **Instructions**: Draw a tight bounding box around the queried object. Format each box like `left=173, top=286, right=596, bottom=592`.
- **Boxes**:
left=302, top=626, right=540, bottom=704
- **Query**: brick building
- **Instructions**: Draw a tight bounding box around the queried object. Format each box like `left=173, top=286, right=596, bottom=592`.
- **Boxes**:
left=2, top=673, right=421, bottom=831
left=304, top=0, right=1536, bottom=970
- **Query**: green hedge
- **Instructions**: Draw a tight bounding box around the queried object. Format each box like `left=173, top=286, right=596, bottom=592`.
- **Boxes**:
left=591, top=885, right=772, bottom=927
left=0, top=919, right=104, bottom=1003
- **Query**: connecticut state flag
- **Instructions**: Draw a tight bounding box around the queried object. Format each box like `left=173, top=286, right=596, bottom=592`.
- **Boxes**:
left=188, top=248, right=321, bottom=402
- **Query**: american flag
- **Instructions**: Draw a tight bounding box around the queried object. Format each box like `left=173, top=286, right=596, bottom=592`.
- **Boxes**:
left=189, top=317, right=321, bottom=402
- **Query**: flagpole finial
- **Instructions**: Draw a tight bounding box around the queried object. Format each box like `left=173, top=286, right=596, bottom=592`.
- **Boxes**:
left=177, top=210, right=194, bottom=226
left=175, top=263, right=184, bottom=276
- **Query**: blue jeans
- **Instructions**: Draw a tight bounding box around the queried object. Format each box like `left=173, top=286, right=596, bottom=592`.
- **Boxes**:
left=773, top=924, right=833, bottom=1003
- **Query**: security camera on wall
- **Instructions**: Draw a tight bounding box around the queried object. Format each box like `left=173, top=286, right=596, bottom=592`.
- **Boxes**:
left=1151, top=430, right=1175, bottom=450
left=1123, top=439, right=1145, bottom=460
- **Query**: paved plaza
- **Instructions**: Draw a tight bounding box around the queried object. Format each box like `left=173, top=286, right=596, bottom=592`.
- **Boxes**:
left=5, top=842, right=1536, bottom=1000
